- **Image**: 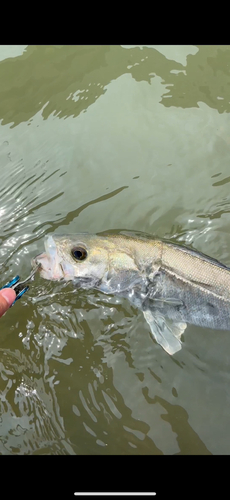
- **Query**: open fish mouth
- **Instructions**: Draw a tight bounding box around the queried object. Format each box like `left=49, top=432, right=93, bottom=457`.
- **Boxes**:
left=32, top=235, right=74, bottom=280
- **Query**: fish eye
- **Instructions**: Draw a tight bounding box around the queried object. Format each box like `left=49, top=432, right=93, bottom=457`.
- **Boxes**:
left=71, top=247, right=88, bottom=261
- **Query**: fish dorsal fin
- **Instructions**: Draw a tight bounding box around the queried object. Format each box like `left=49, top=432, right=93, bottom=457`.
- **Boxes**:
left=143, top=309, right=187, bottom=355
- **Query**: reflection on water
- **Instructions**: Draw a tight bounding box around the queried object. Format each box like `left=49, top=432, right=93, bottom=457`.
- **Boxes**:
left=1, top=45, right=230, bottom=129
left=1, top=45, right=230, bottom=455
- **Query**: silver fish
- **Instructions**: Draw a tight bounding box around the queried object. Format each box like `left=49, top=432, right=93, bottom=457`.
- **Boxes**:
left=33, top=231, right=230, bottom=355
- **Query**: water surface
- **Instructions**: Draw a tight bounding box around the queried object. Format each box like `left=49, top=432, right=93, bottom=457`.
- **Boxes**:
left=0, top=45, right=230, bottom=455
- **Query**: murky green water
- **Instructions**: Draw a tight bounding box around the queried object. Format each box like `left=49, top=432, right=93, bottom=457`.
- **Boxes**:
left=1, top=45, right=230, bottom=455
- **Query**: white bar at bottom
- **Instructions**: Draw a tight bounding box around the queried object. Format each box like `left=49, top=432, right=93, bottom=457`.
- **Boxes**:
left=74, top=494, right=157, bottom=496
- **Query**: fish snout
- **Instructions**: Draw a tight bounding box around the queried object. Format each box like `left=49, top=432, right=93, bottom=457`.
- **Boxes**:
left=32, top=236, right=64, bottom=280
left=32, top=235, right=76, bottom=281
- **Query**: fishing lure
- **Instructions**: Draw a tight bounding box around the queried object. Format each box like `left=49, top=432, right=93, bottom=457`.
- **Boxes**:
left=0, top=264, right=40, bottom=305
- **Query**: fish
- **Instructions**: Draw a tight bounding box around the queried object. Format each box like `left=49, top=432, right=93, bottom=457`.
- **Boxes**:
left=32, top=231, right=230, bottom=355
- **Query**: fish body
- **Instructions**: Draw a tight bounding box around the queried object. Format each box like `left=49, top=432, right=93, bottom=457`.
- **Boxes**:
left=33, top=231, right=230, bottom=355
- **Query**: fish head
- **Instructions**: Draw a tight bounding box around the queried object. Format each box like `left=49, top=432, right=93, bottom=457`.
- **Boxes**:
left=32, top=233, right=142, bottom=293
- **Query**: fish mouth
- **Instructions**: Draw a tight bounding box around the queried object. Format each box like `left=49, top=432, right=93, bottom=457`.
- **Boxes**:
left=32, top=235, right=74, bottom=281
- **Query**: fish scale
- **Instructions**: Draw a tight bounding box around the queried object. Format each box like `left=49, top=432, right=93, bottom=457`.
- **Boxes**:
left=162, top=242, right=230, bottom=298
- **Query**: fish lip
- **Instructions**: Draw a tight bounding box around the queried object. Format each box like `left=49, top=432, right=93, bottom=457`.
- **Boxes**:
left=33, top=235, right=65, bottom=280
left=44, top=234, right=57, bottom=256
left=45, top=235, right=65, bottom=279
left=35, top=235, right=78, bottom=281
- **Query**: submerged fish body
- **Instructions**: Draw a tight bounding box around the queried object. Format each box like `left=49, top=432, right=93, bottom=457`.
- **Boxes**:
left=33, top=232, right=230, bottom=355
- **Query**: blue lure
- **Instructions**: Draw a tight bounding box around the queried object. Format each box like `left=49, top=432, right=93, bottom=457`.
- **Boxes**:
left=0, top=264, right=40, bottom=305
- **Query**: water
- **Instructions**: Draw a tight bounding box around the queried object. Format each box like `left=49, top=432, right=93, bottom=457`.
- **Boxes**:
left=0, top=45, right=230, bottom=455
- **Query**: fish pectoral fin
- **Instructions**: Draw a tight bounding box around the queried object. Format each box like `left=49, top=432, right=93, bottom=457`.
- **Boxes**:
left=143, top=309, right=187, bottom=355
